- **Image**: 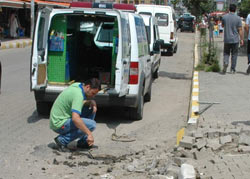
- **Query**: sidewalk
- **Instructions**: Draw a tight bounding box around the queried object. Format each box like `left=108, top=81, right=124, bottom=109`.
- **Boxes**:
left=191, top=36, right=250, bottom=178
left=0, top=38, right=32, bottom=50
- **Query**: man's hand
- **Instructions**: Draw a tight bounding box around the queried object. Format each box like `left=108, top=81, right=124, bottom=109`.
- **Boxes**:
left=240, top=39, right=244, bottom=46
left=90, top=100, right=97, bottom=113
left=87, top=133, right=94, bottom=146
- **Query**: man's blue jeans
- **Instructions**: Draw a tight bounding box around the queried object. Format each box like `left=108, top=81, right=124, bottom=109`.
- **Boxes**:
left=223, top=43, right=239, bottom=70
left=54, top=106, right=96, bottom=146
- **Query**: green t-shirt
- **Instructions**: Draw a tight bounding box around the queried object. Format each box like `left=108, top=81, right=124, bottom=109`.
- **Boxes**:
left=49, top=83, right=86, bottom=130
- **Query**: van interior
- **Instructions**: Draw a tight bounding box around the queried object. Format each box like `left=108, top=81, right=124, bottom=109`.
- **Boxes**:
left=47, top=14, right=117, bottom=87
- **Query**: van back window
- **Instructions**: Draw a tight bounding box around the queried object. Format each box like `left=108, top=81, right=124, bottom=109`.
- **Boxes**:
left=139, top=12, right=152, bottom=16
left=97, top=23, right=113, bottom=43
left=37, top=17, right=45, bottom=51
left=155, top=13, right=168, bottom=26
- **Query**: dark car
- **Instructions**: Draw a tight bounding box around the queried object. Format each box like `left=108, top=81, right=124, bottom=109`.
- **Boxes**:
left=179, top=16, right=195, bottom=33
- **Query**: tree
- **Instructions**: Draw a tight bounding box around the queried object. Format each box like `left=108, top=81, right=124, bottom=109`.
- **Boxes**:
left=239, top=0, right=250, bottom=18
left=182, top=0, right=216, bottom=20
left=171, top=0, right=181, bottom=9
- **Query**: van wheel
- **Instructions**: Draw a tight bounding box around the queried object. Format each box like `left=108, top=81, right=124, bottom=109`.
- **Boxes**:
left=144, top=78, right=152, bottom=102
left=130, top=91, right=144, bottom=120
left=36, top=101, right=52, bottom=116
left=153, top=68, right=159, bottom=78
left=174, top=45, right=178, bottom=53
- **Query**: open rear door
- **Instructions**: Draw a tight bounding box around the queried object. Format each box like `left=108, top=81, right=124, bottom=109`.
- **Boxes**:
left=30, top=7, right=51, bottom=90
left=118, top=13, right=130, bottom=97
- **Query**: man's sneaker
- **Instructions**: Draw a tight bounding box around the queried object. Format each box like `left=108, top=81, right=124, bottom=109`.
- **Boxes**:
left=54, top=137, right=70, bottom=152
left=230, top=68, right=236, bottom=74
left=222, top=65, right=227, bottom=74
left=246, top=64, right=250, bottom=75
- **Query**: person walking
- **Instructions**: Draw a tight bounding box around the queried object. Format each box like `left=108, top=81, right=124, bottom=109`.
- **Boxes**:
left=222, top=4, right=244, bottom=74
left=50, top=78, right=101, bottom=152
left=245, top=14, right=250, bottom=74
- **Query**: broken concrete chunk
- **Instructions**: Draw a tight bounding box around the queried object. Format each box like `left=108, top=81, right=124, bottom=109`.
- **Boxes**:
left=194, top=139, right=207, bottom=150
left=179, top=163, right=196, bottom=179
left=219, top=135, right=232, bottom=145
left=239, top=133, right=250, bottom=146
left=179, top=136, right=195, bottom=149
left=206, top=139, right=221, bottom=151
left=238, top=145, right=250, bottom=152
left=224, top=128, right=241, bottom=135
left=207, top=129, right=220, bottom=139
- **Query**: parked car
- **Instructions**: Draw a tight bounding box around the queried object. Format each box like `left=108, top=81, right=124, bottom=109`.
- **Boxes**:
left=179, top=16, right=195, bottom=32
left=136, top=4, right=178, bottom=56
left=140, top=14, right=163, bottom=78
left=30, top=3, right=152, bottom=120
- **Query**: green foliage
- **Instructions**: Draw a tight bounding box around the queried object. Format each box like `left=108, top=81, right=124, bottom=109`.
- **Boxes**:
left=196, top=32, right=220, bottom=72
left=171, top=0, right=181, bottom=8
left=239, top=0, right=250, bottom=18
left=182, top=0, right=216, bottom=18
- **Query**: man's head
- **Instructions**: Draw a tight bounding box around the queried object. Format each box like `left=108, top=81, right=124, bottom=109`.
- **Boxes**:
left=229, top=4, right=236, bottom=13
left=83, top=78, right=101, bottom=98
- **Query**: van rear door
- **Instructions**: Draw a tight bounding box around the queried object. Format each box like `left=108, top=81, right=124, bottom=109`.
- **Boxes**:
left=30, top=8, right=51, bottom=90
left=117, top=12, right=130, bottom=97
left=155, top=12, right=170, bottom=44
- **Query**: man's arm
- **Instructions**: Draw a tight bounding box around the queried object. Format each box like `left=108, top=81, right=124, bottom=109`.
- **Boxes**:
left=72, top=112, right=94, bottom=146
left=238, top=27, right=244, bottom=46
left=246, top=24, right=249, bottom=37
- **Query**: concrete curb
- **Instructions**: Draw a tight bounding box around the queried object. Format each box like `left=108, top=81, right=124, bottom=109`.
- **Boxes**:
left=176, top=30, right=200, bottom=145
left=187, top=30, right=200, bottom=126
left=0, top=40, right=32, bottom=50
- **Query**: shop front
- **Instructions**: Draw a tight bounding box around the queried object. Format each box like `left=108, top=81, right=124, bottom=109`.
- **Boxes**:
left=0, top=0, right=70, bottom=40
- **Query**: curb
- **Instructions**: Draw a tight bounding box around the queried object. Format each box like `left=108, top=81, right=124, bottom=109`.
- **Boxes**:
left=176, top=30, right=200, bottom=145
left=0, top=40, right=32, bottom=50
left=188, top=30, right=200, bottom=126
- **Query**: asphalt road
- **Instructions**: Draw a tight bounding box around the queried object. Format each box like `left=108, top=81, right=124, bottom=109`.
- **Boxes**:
left=0, top=32, right=194, bottom=178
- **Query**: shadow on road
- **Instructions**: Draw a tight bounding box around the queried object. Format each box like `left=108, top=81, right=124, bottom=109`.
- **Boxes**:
left=27, top=107, right=134, bottom=131
left=27, top=110, right=49, bottom=123
left=232, top=121, right=250, bottom=126
left=95, top=107, right=134, bottom=131
left=159, top=71, right=192, bottom=80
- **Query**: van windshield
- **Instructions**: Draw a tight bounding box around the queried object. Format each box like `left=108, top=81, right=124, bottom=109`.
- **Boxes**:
left=155, top=13, right=168, bottom=26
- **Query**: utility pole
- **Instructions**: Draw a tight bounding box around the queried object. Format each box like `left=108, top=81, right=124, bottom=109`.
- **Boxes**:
left=31, top=0, right=35, bottom=39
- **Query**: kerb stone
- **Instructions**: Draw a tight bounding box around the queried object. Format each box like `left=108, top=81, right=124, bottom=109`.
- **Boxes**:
left=179, top=136, right=195, bottom=149
left=219, top=135, right=232, bottom=145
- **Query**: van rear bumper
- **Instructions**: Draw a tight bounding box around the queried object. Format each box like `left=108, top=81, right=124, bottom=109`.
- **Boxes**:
left=161, top=42, right=173, bottom=49
left=94, top=94, right=138, bottom=107
left=34, top=90, right=138, bottom=108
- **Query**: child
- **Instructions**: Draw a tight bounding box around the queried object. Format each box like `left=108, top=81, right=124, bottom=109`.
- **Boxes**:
left=214, top=23, right=219, bottom=38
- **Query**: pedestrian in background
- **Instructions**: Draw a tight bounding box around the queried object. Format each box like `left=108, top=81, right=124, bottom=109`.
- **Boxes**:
left=0, top=61, right=1, bottom=94
left=245, top=14, right=250, bottom=74
left=218, top=21, right=223, bottom=37
left=222, top=4, right=244, bottom=74
left=50, top=78, right=101, bottom=152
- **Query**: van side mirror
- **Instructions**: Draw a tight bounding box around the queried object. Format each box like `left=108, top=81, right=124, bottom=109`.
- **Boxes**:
left=153, top=39, right=164, bottom=52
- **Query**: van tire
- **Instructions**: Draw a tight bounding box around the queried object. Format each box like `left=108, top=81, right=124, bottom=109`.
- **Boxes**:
left=174, top=45, right=178, bottom=53
left=144, top=78, right=152, bottom=102
left=153, top=69, right=159, bottom=78
left=36, top=101, right=51, bottom=116
left=130, top=91, right=144, bottom=120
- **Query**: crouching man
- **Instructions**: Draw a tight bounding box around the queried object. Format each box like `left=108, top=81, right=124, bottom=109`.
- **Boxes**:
left=50, top=78, right=101, bottom=151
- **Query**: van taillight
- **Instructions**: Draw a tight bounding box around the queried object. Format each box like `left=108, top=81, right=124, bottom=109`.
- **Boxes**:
left=170, top=32, right=174, bottom=40
left=129, top=62, right=139, bottom=84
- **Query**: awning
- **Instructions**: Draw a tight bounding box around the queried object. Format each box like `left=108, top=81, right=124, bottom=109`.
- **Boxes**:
left=0, top=0, right=28, bottom=9
left=32, top=0, right=70, bottom=8
left=0, top=0, right=70, bottom=9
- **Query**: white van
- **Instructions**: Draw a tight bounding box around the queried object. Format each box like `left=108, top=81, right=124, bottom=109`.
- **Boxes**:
left=30, top=4, right=152, bottom=120
left=136, top=4, right=178, bottom=56
left=140, top=14, right=163, bottom=78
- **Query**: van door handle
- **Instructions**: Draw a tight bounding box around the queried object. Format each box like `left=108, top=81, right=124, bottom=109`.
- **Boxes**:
left=147, top=59, right=150, bottom=62
left=123, top=61, right=127, bottom=65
